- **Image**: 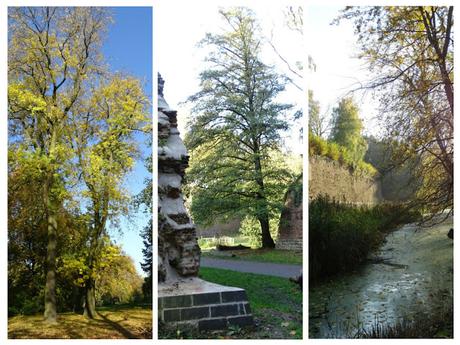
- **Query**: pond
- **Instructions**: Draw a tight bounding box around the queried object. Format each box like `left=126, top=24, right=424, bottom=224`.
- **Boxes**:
left=309, top=216, right=453, bottom=338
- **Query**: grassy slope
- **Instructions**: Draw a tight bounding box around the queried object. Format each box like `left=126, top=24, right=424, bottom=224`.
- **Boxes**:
left=201, top=249, right=303, bottom=265
left=8, top=304, right=152, bottom=339
left=200, top=267, right=302, bottom=339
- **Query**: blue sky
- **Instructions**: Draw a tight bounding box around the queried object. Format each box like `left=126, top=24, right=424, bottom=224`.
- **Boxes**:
left=102, top=7, right=152, bottom=275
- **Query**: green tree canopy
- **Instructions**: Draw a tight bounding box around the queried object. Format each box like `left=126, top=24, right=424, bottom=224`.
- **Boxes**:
left=8, top=7, right=111, bottom=322
left=330, top=97, right=367, bottom=166
left=185, top=7, right=294, bottom=248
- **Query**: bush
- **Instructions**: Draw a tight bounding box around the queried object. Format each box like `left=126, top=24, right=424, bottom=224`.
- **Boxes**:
left=356, top=160, right=378, bottom=176
left=8, top=289, right=44, bottom=316
left=309, top=134, right=378, bottom=178
left=21, top=297, right=44, bottom=315
left=326, top=142, right=341, bottom=161
left=309, top=195, right=420, bottom=284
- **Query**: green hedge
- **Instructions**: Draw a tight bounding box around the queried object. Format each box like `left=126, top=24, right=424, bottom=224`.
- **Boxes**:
left=309, top=195, right=420, bottom=284
left=309, top=134, right=377, bottom=177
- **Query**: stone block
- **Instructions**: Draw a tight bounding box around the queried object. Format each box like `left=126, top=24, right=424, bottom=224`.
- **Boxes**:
left=198, top=318, right=228, bottom=331
left=238, top=303, right=245, bottom=315
left=163, top=309, right=181, bottom=322
left=244, top=303, right=251, bottom=314
left=211, top=304, right=239, bottom=317
left=162, top=295, right=192, bottom=308
left=222, top=290, right=247, bottom=302
left=193, top=292, right=221, bottom=306
left=181, top=306, right=210, bottom=320
left=228, top=315, right=254, bottom=327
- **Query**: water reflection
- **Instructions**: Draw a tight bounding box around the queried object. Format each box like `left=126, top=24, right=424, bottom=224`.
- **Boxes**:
left=309, top=218, right=453, bottom=338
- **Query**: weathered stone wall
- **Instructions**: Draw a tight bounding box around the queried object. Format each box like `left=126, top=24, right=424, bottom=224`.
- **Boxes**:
left=158, top=74, right=200, bottom=282
left=309, top=156, right=381, bottom=204
left=276, top=178, right=303, bottom=251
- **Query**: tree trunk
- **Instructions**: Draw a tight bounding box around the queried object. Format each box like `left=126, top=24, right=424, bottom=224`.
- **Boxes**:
left=252, top=145, right=275, bottom=249
left=84, top=234, right=98, bottom=319
left=83, top=277, right=97, bottom=319
left=73, top=286, right=85, bottom=314
left=258, top=214, right=275, bottom=248
left=43, top=131, right=58, bottom=323
left=82, top=202, right=107, bottom=319
left=439, top=62, right=454, bottom=117
left=44, top=199, right=57, bottom=323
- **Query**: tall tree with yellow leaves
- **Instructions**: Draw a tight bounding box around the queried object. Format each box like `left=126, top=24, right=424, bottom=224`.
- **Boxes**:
left=8, top=7, right=110, bottom=323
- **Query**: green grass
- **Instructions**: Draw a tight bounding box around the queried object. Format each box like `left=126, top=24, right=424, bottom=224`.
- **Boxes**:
left=8, top=304, right=152, bottom=339
left=202, top=248, right=302, bottom=265
left=199, top=267, right=302, bottom=339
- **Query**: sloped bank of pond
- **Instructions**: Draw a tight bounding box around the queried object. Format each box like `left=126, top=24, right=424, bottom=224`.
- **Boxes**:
left=309, top=217, right=453, bottom=338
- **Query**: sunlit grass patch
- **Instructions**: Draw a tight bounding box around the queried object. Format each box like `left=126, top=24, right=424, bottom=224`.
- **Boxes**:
left=202, top=248, right=302, bottom=265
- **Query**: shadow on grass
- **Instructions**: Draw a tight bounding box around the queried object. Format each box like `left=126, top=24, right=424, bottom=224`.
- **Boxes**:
left=8, top=304, right=152, bottom=339
left=97, top=312, right=138, bottom=339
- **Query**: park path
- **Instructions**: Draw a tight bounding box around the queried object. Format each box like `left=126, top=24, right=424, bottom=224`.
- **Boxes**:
left=200, top=257, right=302, bottom=278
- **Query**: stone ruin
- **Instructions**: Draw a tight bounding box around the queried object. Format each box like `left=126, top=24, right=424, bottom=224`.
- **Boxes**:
left=158, top=75, right=200, bottom=281
left=276, top=176, right=303, bottom=251
left=158, top=74, right=253, bottom=331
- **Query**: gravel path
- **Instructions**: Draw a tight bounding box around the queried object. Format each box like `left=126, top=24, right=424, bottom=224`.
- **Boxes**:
left=200, top=257, right=302, bottom=278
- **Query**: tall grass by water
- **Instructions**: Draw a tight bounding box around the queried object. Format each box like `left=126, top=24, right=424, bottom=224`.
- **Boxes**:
left=309, top=195, right=420, bottom=284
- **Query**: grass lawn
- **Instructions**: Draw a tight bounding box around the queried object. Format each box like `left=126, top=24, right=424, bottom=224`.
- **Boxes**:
left=8, top=304, right=152, bottom=339
left=202, top=248, right=302, bottom=265
left=159, top=267, right=302, bottom=339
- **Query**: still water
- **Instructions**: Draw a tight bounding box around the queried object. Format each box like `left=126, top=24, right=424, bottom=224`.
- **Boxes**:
left=309, top=217, right=453, bottom=338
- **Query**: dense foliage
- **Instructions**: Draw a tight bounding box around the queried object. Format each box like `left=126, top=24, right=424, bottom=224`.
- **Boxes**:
left=330, top=97, right=368, bottom=167
left=309, top=195, right=421, bottom=284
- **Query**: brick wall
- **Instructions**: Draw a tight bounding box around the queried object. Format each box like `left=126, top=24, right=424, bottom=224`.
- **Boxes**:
left=276, top=179, right=303, bottom=251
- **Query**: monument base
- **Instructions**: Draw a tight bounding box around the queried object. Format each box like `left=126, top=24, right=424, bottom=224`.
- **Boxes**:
left=159, top=277, right=254, bottom=331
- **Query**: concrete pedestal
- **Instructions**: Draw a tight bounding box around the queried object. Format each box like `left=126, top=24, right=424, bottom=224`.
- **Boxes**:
left=159, top=278, right=254, bottom=331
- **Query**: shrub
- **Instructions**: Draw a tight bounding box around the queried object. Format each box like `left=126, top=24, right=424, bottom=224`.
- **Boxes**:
left=356, top=160, right=378, bottom=177
left=326, top=142, right=340, bottom=161
left=309, top=134, right=378, bottom=178
left=309, top=135, right=328, bottom=157
left=21, top=295, right=44, bottom=315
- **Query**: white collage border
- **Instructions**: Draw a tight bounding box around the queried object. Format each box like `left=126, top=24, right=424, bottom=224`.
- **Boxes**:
left=0, top=1, right=456, bottom=344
